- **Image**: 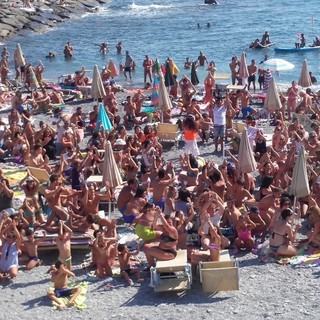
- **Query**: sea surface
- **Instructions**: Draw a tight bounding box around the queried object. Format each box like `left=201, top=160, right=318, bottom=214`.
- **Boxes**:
left=2, top=0, right=320, bottom=87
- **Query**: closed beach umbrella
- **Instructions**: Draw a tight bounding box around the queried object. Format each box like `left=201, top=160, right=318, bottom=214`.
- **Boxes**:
left=15, top=43, right=26, bottom=67
left=263, top=68, right=272, bottom=92
left=191, top=62, right=199, bottom=85
left=164, top=61, right=174, bottom=87
left=96, top=103, right=112, bottom=132
left=102, top=140, right=123, bottom=188
left=298, top=59, right=312, bottom=88
left=262, top=58, right=294, bottom=72
left=238, top=128, right=257, bottom=174
left=91, top=65, right=106, bottom=100
left=107, top=59, right=119, bottom=78
left=289, top=146, right=310, bottom=199
left=159, top=71, right=173, bottom=121
left=28, top=66, right=39, bottom=91
left=151, top=75, right=159, bottom=106
left=264, top=77, right=282, bottom=112
left=239, top=52, right=249, bottom=84
left=168, top=58, right=180, bottom=75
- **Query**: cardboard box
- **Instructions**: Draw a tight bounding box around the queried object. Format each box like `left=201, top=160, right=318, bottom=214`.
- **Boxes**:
left=200, top=260, right=239, bottom=292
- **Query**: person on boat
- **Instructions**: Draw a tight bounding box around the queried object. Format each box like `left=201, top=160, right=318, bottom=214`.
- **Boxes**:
left=313, top=37, right=320, bottom=47
left=295, top=34, right=306, bottom=48
left=261, top=31, right=270, bottom=45
left=250, top=39, right=261, bottom=49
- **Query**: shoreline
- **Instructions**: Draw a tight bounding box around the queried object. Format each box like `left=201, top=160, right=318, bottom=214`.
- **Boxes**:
left=0, top=0, right=109, bottom=40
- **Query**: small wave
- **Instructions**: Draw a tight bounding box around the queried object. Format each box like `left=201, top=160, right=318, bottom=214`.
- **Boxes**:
left=130, top=2, right=173, bottom=10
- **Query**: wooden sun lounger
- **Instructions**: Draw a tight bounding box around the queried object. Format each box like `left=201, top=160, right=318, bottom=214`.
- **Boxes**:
left=150, top=249, right=192, bottom=292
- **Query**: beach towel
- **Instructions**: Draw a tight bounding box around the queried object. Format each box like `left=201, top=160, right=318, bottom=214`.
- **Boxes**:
left=50, top=281, right=88, bottom=310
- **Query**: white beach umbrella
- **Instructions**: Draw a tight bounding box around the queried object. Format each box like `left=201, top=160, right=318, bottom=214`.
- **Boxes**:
left=238, top=128, right=257, bottom=174
left=14, top=43, right=26, bottom=67
left=28, top=66, right=39, bottom=91
left=239, top=52, right=249, bottom=85
left=298, top=59, right=312, bottom=88
left=264, top=78, right=282, bottom=112
left=262, top=58, right=294, bottom=72
left=158, top=71, right=173, bottom=122
left=91, top=65, right=106, bottom=100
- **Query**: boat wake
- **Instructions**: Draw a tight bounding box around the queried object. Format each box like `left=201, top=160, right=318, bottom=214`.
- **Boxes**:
left=130, top=2, right=173, bottom=11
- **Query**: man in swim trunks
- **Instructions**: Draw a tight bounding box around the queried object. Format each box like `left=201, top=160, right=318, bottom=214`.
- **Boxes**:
left=124, top=51, right=133, bottom=80
left=56, top=221, right=73, bottom=270
left=117, top=178, right=138, bottom=215
left=197, top=51, right=208, bottom=66
left=143, top=55, right=153, bottom=83
left=247, top=60, right=257, bottom=93
left=47, top=260, right=81, bottom=309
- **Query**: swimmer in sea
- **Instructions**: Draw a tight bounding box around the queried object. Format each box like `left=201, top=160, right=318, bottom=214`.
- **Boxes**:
left=46, top=52, right=56, bottom=59
left=99, top=42, right=109, bottom=55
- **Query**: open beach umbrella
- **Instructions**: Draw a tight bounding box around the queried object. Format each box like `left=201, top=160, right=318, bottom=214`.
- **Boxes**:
left=107, top=59, right=119, bottom=78
left=239, top=52, right=249, bottom=85
left=298, top=59, right=312, bottom=88
left=159, top=72, right=173, bottom=121
left=264, top=78, right=282, bottom=112
left=96, top=103, right=112, bottom=132
left=102, top=140, right=123, bottom=188
left=14, top=43, right=26, bottom=67
left=191, top=62, right=199, bottom=85
left=262, top=58, right=294, bottom=72
left=238, top=128, right=257, bottom=174
left=164, top=61, right=174, bottom=87
left=28, top=66, right=39, bottom=91
left=91, top=65, right=106, bottom=100
left=289, top=146, right=310, bottom=213
left=151, top=75, right=159, bottom=106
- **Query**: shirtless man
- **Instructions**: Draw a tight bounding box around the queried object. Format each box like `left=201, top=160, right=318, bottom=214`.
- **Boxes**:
left=64, top=42, right=74, bottom=59
left=232, top=178, right=255, bottom=208
left=123, top=96, right=137, bottom=127
left=258, top=187, right=282, bottom=228
left=197, top=51, right=208, bottom=66
left=117, top=178, right=138, bottom=213
left=247, top=60, right=257, bottom=93
left=22, top=229, right=46, bottom=270
left=153, top=165, right=176, bottom=209
left=56, top=220, right=73, bottom=270
left=28, top=144, right=51, bottom=172
left=143, top=55, right=153, bottom=83
left=240, top=90, right=254, bottom=118
left=94, top=233, right=118, bottom=278
left=42, top=174, right=72, bottom=230
left=116, top=42, right=122, bottom=54
left=132, top=90, right=146, bottom=115
left=229, top=56, right=240, bottom=85
left=47, top=260, right=81, bottom=309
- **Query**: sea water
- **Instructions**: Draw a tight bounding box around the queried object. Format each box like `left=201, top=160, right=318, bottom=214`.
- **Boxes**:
left=1, top=0, right=320, bottom=87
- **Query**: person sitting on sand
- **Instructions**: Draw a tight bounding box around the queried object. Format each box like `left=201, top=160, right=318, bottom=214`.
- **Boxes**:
left=269, top=208, right=300, bottom=257
left=47, top=260, right=81, bottom=309
left=234, top=213, right=256, bottom=253
left=306, top=206, right=320, bottom=248
left=21, top=228, right=46, bottom=270
left=118, top=242, right=144, bottom=286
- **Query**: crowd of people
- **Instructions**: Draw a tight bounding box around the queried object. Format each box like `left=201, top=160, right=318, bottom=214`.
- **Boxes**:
left=0, top=41, right=320, bottom=308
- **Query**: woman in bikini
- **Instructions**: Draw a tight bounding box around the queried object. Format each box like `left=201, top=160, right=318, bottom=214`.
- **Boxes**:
left=269, top=208, right=299, bottom=257
left=286, top=81, right=299, bottom=120
left=143, top=211, right=178, bottom=268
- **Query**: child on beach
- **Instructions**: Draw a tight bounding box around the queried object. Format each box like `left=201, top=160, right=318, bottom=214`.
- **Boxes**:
left=93, top=233, right=118, bottom=278
left=199, top=112, right=212, bottom=144
left=47, top=260, right=81, bottom=310
left=183, top=115, right=200, bottom=156
left=56, top=221, right=73, bottom=270
left=117, top=242, right=144, bottom=286
left=234, top=213, right=256, bottom=253
left=21, top=228, right=46, bottom=270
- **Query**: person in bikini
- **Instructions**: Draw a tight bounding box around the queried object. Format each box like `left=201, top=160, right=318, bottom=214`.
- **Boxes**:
left=47, top=260, right=81, bottom=309
left=234, top=213, right=256, bottom=253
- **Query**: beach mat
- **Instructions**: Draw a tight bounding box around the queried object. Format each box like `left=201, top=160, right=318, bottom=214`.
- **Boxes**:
left=50, top=281, right=88, bottom=310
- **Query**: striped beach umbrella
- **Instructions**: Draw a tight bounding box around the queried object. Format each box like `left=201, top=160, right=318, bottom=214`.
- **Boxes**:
left=151, top=75, right=159, bottom=106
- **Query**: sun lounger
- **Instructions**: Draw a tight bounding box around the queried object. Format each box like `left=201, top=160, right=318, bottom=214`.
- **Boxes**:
left=199, top=250, right=239, bottom=292
left=150, top=249, right=192, bottom=292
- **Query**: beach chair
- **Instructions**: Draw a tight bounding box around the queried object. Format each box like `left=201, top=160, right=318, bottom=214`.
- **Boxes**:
left=157, top=123, right=181, bottom=144
left=150, top=249, right=192, bottom=292
left=199, top=250, right=239, bottom=292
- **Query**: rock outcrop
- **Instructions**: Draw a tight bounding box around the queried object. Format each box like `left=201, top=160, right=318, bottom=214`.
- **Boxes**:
left=0, top=0, right=109, bottom=40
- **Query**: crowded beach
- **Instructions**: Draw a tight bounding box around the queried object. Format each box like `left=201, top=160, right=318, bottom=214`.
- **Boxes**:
left=0, top=37, right=320, bottom=312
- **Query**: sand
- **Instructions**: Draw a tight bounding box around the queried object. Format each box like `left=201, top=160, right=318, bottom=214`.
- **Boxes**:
left=0, top=90, right=318, bottom=320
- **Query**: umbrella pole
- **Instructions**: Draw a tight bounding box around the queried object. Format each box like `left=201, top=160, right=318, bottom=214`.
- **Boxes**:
left=292, top=196, right=297, bottom=226
left=108, top=199, right=111, bottom=220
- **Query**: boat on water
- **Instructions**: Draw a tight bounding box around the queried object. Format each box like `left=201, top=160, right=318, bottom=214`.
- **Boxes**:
left=204, top=0, right=219, bottom=4
left=274, top=46, right=320, bottom=53
left=249, top=42, right=274, bottom=49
